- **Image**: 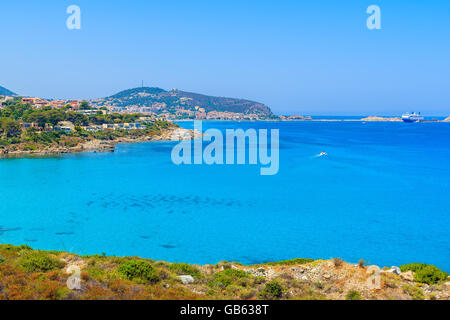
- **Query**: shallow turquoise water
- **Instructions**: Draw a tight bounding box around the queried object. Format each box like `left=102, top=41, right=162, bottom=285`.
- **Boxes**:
left=1, top=121, right=449, bottom=269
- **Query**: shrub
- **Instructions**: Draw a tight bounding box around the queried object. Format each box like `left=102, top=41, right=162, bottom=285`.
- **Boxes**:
left=19, top=251, right=64, bottom=273
left=346, top=290, right=362, bottom=300
left=222, top=268, right=249, bottom=278
left=85, top=264, right=107, bottom=280
left=402, top=284, right=425, bottom=300
left=399, top=263, right=427, bottom=273
left=259, top=281, right=284, bottom=300
left=415, top=266, right=448, bottom=285
left=208, top=268, right=249, bottom=289
left=1, top=244, right=32, bottom=252
left=400, top=263, right=448, bottom=285
left=168, top=263, right=200, bottom=277
left=0, top=255, right=4, bottom=263
left=358, top=259, right=365, bottom=268
left=333, top=257, right=343, bottom=268
left=118, top=260, right=159, bottom=284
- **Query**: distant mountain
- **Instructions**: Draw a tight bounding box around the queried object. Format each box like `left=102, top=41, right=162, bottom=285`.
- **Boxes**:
left=0, top=85, right=16, bottom=96
left=93, top=87, right=273, bottom=116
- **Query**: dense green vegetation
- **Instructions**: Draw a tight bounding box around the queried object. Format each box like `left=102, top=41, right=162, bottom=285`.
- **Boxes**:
left=208, top=268, right=251, bottom=289
left=400, top=263, right=448, bottom=285
left=168, top=263, right=201, bottom=277
left=259, top=281, right=284, bottom=299
left=118, top=260, right=160, bottom=284
left=19, top=250, right=65, bottom=273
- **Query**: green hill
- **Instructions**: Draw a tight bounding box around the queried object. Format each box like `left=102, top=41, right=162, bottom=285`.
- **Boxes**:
left=109, top=87, right=167, bottom=99
left=94, top=87, right=273, bottom=116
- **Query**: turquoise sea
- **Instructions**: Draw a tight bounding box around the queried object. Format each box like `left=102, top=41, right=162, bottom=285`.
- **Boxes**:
left=1, top=121, right=449, bottom=270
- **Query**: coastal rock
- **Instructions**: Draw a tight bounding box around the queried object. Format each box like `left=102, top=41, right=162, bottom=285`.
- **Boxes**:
left=400, top=271, right=414, bottom=282
left=443, top=116, right=450, bottom=122
left=246, top=267, right=273, bottom=278
left=177, top=275, right=195, bottom=284
left=390, top=266, right=401, bottom=275
left=245, top=269, right=256, bottom=276
left=390, top=266, right=402, bottom=275
left=291, top=267, right=304, bottom=274
left=252, top=268, right=268, bottom=277
left=382, top=266, right=401, bottom=275
left=152, top=127, right=202, bottom=141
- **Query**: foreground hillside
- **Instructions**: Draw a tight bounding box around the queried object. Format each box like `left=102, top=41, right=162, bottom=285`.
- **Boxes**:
left=0, top=245, right=448, bottom=300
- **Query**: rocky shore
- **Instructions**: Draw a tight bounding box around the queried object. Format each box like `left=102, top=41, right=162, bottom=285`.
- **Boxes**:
left=0, top=127, right=199, bottom=157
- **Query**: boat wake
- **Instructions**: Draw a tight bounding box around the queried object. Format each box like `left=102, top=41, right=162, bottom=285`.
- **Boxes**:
left=312, top=151, right=328, bottom=159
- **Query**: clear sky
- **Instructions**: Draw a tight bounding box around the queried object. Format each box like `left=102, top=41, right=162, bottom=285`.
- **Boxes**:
left=1, top=0, right=449, bottom=115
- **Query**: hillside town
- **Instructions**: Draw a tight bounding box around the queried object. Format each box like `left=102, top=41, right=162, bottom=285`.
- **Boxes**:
left=0, top=95, right=320, bottom=123
left=0, top=94, right=273, bottom=122
left=1, top=87, right=335, bottom=123
left=87, top=87, right=275, bottom=120
left=0, top=94, right=192, bottom=157
left=0, top=96, right=155, bottom=134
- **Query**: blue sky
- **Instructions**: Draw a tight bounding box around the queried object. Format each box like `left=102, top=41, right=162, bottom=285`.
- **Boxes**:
left=1, top=0, right=449, bottom=115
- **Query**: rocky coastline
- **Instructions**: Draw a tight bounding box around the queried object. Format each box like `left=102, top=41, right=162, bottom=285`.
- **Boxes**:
left=0, top=127, right=199, bottom=158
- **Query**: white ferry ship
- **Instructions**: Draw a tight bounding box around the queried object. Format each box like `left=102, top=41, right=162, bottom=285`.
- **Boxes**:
left=402, top=112, right=424, bottom=123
